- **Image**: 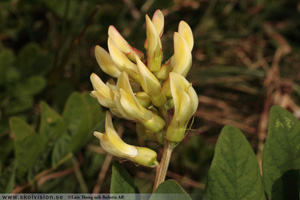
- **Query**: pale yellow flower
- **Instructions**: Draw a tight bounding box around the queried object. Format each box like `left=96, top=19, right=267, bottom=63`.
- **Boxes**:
left=136, top=55, right=166, bottom=106
left=108, top=25, right=144, bottom=62
left=90, top=73, right=115, bottom=108
left=94, top=112, right=159, bottom=167
left=95, top=45, right=121, bottom=78
left=166, top=72, right=198, bottom=143
left=116, top=72, right=165, bottom=132
left=107, top=37, right=139, bottom=81
left=145, top=14, right=162, bottom=72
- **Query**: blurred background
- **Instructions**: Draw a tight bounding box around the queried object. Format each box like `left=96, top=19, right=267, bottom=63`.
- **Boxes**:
left=1, top=0, right=300, bottom=196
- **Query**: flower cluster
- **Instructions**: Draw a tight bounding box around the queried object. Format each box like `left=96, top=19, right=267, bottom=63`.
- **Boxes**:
left=91, top=10, right=198, bottom=167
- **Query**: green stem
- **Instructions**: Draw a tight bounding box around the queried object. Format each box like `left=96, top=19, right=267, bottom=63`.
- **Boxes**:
left=153, top=140, right=173, bottom=192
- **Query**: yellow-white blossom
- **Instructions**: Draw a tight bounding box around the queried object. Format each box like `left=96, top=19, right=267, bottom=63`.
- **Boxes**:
left=166, top=72, right=198, bottom=143
left=94, top=112, right=159, bottom=167
left=95, top=45, right=121, bottom=78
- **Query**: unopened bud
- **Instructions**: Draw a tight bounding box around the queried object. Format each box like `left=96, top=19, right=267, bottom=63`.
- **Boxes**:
left=136, top=92, right=151, bottom=108
left=145, top=15, right=162, bottom=72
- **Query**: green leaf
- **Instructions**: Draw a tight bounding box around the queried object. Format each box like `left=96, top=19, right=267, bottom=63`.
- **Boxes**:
left=110, top=161, right=138, bottom=194
left=39, top=101, right=65, bottom=142
left=16, top=43, right=53, bottom=76
left=12, top=76, right=47, bottom=97
left=20, top=102, right=66, bottom=180
left=9, top=117, right=44, bottom=178
left=62, top=92, right=93, bottom=152
left=203, top=125, right=265, bottom=200
left=0, top=135, right=14, bottom=163
left=0, top=162, right=16, bottom=193
left=4, top=97, right=33, bottom=116
left=52, top=92, right=95, bottom=167
left=262, top=106, right=300, bottom=199
left=0, top=49, right=15, bottom=85
left=82, top=92, right=105, bottom=126
left=27, top=141, right=54, bottom=181
left=150, top=180, right=191, bottom=200
left=51, top=130, right=73, bottom=167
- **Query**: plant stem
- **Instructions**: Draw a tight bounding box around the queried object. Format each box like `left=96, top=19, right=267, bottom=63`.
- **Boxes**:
left=153, top=140, right=173, bottom=192
left=72, top=156, right=89, bottom=193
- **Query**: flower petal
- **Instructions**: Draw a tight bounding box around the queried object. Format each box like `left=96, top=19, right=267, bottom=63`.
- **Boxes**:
left=95, top=45, right=121, bottom=78
left=178, top=21, right=194, bottom=51
left=90, top=73, right=114, bottom=100
left=145, top=14, right=162, bottom=72
left=107, top=37, right=139, bottom=80
left=172, top=32, right=192, bottom=77
left=152, top=9, right=164, bottom=37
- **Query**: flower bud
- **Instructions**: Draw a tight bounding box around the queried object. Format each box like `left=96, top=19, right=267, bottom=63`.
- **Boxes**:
left=152, top=10, right=164, bottom=37
left=144, top=9, right=164, bottom=49
left=108, top=25, right=144, bottom=62
left=156, top=62, right=173, bottom=81
left=90, top=73, right=115, bottom=107
left=136, top=55, right=166, bottom=106
left=135, top=147, right=159, bottom=167
left=107, top=37, right=139, bottom=81
left=136, top=92, right=151, bottom=108
left=136, top=123, right=164, bottom=144
left=166, top=72, right=198, bottom=143
left=94, top=112, right=158, bottom=167
left=145, top=15, right=162, bottom=72
left=94, top=45, right=121, bottom=78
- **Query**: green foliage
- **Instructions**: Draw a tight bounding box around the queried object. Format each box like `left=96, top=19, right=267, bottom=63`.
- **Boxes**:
left=150, top=180, right=192, bottom=200
left=204, top=107, right=300, bottom=199
left=0, top=162, right=16, bottom=193
left=262, top=106, right=300, bottom=199
left=110, top=162, right=139, bottom=194
left=110, top=162, right=191, bottom=199
left=10, top=117, right=45, bottom=179
left=16, top=43, right=53, bottom=77
left=5, top=92, right=104, bottom=190
left=203, top=126, right=265, bottom=200
left=52, top=92, right=104, bottom=167
left=0, top=49, right=15, bottom=84
left=39, top=101, right=66, bottom=142
left=1, top=0, right=300, bottom=196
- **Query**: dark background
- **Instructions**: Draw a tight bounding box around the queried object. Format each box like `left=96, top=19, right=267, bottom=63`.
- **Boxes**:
left=1, top=0, right=300, bottom=195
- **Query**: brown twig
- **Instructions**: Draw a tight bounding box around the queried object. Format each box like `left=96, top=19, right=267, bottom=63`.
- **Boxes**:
left=167, top=171, right=205, bottom=190
left=12, top=183, right=31, bottom=194
left=256, top=24, right=292, bottom=173
left=37, top=168, right=75, bottom=187
left=195, top=110, right=257, bottom=134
